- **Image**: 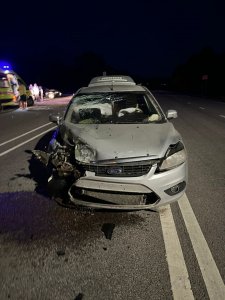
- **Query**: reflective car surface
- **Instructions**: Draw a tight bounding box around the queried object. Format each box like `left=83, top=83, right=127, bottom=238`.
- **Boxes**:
left=0, top=70, right=34, bottom=109
left=33, top=75, right=188, bottom=210
left=45, top=89, right=62, bottom=99
left=0, top=72, right=15, bottom=106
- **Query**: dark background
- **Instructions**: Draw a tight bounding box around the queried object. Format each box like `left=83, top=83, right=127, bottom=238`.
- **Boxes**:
left=1, top=0, right=225, bottom=95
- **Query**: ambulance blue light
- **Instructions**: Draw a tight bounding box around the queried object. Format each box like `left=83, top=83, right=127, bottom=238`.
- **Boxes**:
left=0, top=62, right=12, bottom=70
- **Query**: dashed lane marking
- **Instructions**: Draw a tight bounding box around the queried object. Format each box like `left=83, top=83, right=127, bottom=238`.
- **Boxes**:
left=178, top=194, right=225, bottom=299
left=0, top=123, right=53, bottom=147
left=0, top=126, right=57, bottom=157
left=160, top=205, right=194, bottom=299
left=219, top=115, right=225, bottom=119
left=216, top=101, right=225, bottom=104
left=27, top=106, right=52, bottom=110
left=199, top=107, right=205, bottom=109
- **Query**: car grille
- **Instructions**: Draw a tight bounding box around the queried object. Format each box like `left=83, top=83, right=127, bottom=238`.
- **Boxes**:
left=81, top=160, right=158, bottom=177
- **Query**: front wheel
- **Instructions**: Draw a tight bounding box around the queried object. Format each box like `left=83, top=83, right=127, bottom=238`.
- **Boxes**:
left=27, top=97, right=34, bottom=107
left=47, top=174, right=74, bottom=206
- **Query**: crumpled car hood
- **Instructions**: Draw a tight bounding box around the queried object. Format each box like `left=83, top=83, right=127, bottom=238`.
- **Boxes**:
left=63, top=122, right=180, bottom=161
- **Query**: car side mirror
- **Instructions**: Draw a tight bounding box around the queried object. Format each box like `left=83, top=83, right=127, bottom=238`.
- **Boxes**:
left=49, top=113, right=62, bottom=125
left=166, top=110, right=177, bottom=119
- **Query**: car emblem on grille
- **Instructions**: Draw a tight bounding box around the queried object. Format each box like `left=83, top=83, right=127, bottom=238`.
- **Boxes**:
left=106, top=167, right=123, bottom=175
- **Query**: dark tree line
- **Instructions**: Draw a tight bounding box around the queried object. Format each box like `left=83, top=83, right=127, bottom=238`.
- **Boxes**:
left=16, top=52, right=128, bottom=93
left=170, top=48, right=225, bottom=97
left=13, top=51, right=169, bottom=93
left=8, top=47, right=225, bottom=97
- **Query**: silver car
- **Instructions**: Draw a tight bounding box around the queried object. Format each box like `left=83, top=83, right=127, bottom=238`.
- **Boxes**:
left=45, top=89, right=62, bottom=99
left=33, top=75, right=187, bottom=210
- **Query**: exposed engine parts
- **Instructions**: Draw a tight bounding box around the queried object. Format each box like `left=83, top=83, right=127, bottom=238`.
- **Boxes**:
left=32, top=140, right=82, bottom=180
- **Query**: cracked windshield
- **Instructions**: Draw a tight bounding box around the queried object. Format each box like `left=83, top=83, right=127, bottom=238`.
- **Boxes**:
left=65, top=92, right=164, bottom=124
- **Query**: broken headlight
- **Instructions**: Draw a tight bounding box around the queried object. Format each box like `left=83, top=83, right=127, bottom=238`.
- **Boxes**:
left=75, top=141, right=96, bottom=163
left=159, top=141, right=186, bottom=171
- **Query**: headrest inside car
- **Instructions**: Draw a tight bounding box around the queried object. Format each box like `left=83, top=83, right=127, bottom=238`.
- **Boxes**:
left=79, top=108, right=101, bottom=120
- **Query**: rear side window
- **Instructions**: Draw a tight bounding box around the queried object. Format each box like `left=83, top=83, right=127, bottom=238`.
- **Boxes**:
left=0, top=77, right=10, bottom=88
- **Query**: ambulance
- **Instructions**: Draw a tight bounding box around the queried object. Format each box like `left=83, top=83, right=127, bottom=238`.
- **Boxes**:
left=0, top=64, right=34, bottom=110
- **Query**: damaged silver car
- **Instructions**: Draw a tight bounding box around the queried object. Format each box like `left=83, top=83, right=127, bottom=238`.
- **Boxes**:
left=33, top=75, right=188, bottom=210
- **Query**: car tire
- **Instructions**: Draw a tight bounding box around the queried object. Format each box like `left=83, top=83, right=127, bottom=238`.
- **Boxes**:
left=47, top=174, right=74, bottom=205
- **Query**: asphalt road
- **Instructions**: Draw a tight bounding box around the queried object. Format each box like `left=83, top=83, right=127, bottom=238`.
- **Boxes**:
left=0, top=93, right=224, bottom=300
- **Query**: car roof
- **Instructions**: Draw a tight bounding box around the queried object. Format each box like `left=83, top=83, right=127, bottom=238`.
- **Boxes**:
left=3, top=69, right=27, bottom=85
left=88, top=75, right=136, bottom=86
left=79, top=75, right=147, bottom=93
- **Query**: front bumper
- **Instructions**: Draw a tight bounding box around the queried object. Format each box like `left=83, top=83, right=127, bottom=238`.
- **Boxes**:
left=69, top=161, right=188, bottom=210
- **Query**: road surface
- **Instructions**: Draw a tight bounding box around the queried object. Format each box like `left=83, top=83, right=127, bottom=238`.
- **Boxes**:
left=0, top=93, right=224, bottom=300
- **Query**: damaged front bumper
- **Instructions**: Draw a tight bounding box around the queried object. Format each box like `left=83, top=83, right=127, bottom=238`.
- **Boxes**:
left=32, top=147, right=187, bottom=210
left=68, top=162, right=187, bottom=210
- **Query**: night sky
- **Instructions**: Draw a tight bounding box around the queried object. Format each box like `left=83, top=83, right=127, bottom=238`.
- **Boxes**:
left=1, top=0, right=225, bottom=89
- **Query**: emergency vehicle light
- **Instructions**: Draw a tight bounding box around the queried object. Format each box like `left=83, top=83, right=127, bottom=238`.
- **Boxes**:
left=0, top=61, right=12, bottom=70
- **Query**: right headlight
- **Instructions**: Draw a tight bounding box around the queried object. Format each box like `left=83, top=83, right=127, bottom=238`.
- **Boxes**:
left=159, top=141, right=187, bottom=171
left=75, top=141, right=96, bottom=163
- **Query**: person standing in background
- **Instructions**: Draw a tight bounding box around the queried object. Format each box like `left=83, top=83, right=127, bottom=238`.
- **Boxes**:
left=39, top=86, right=44, bottom=101
left=29, top=84, right=35, bottom=100
left=6, top=73, right=19, bottom=100
left=33, top=83, right=40, bottom=101
left=18, top=82, right=27, bottom=110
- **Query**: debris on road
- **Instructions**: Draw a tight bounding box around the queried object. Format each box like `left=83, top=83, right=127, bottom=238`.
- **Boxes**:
left=101, top=223, right=115, bottom=240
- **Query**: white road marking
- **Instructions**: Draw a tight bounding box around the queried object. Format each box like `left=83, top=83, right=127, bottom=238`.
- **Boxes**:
left=216, top=101, right=225, bottom=104
left=160, top=205, right=194, bottom=299
left=27, top=107, right=51, bottom=110
left=0, top=126, right=57, bottom=157
left=178, top=194, right=225, bottom=299
left=0, top=123, right=53, bottom=147
left=219, top=115, right=225, bottom=119
left=199, top=107, right=205, bottom=109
